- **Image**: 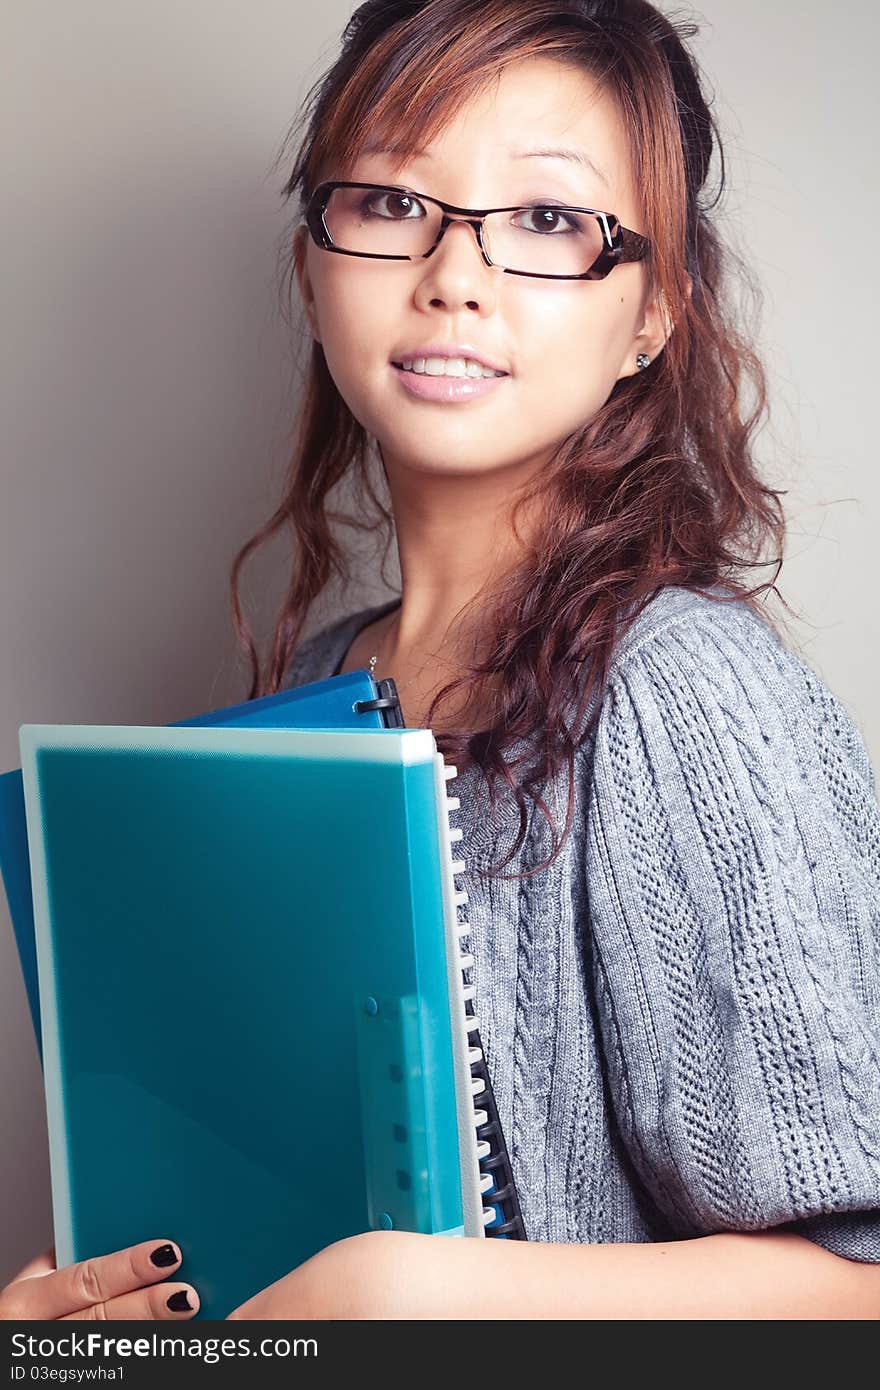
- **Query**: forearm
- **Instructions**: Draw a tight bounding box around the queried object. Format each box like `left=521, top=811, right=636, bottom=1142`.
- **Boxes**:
left=385, top=1228, right=880, bottom=1320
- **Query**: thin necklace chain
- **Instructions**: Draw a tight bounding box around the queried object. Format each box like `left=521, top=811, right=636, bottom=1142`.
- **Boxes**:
left=368, top=610, right=451, bottom=691
left=366, top=608, right=395, bottom=677
left=369, top=612, right=420, bottom=687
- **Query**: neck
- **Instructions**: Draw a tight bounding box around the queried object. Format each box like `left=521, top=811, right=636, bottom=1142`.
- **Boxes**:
left=376, top=442, right=549, bottom=667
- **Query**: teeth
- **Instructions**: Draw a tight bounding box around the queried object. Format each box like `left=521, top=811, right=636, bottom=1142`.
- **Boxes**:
left=398, top=356, right=502, bottom=378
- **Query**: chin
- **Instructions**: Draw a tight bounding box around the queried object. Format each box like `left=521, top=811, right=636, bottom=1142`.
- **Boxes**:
left=412, top=450, right=514, bottom=478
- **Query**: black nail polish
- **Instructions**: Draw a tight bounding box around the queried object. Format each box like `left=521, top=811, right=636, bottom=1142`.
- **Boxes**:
left=150, top=1244, right=179, bottom=1267
left=166, top=1289, right=192, bottom=1312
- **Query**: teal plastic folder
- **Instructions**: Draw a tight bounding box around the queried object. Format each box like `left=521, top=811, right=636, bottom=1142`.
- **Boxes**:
left=18, top=719, right=485, bottom=1319
left=0, top=669, right=398, bottom=1065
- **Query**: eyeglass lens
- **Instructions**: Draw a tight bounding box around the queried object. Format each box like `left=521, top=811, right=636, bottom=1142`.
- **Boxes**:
left=322, top=186, right=607, bottom=276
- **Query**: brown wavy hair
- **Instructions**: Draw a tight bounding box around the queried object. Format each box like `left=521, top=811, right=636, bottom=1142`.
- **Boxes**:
left=229, top=0, right=793, bottom=879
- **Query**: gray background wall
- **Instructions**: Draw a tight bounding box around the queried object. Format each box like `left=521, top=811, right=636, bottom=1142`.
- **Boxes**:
left=1, top=1, right=876, bottom=1284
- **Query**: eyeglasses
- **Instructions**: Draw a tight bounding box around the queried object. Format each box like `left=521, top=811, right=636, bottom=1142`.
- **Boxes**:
left=303, top=180, right=651, bottom=281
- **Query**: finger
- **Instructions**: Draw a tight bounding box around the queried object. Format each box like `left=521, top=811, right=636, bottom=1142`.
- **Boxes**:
left=3, top=1240, right=184, bottom=1321
left=59, top=1281, right=200, bottom=1321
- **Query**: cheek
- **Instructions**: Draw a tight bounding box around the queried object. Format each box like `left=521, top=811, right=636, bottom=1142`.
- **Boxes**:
left=314, top=278, right=371, bottom=349
left=313, top=273, right=400, bottom=377
left=310, top=282, right=401, bottom=434
left=521, top=282, right=628, bottom=354
left=516, top=291, right=627, bottom=415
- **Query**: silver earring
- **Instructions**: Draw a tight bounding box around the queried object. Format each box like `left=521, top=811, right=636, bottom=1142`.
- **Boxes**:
left=636, top=353, right=651, bottom=370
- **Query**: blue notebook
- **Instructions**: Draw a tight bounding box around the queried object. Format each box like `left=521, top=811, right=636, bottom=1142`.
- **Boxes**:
left=18, top=715, right=486, bottom=1318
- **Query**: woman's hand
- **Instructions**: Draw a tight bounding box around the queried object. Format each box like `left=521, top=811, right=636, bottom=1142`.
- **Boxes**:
left=0, top=1239, right=199, bottom=1320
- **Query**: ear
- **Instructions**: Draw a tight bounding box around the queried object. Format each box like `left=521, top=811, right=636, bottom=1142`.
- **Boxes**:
left=617, top=273, right=692, bottom=379
left=293, top=225, right=322, bottom=343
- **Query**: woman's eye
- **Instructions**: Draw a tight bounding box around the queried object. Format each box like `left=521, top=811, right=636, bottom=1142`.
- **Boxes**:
left=513, top=207, right=580, bottom=235
left=361, top=191, right=425, bottom=220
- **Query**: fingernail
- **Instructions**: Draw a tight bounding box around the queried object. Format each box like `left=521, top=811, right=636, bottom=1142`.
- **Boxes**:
left=150, top=1244, right=179, bottom=1268
left=166, top=1289, right=192, bottom=1312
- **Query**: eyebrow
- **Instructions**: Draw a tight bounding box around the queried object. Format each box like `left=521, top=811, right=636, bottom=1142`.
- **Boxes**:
left=512, top=147, right=609, bottom=188
left=361, top=141, right=609, bottom=188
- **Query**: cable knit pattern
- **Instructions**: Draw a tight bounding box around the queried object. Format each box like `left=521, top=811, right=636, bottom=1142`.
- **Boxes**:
left=284, top=584, right=880, bottom=1263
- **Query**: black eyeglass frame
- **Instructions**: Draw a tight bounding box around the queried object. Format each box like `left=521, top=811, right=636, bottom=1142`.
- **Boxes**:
left=303, top=180, right=651, bottom=281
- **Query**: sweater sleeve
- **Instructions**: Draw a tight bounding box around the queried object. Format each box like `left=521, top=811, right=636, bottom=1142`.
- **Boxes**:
left=583, top=600, right=880, bottom=1263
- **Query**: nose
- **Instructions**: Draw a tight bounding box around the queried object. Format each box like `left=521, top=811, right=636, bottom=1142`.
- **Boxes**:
left=414, top=215, right=498, bottom=314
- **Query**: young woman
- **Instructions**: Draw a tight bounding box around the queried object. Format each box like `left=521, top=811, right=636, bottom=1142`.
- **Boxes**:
left=3, top=0, right=879, bottom=1320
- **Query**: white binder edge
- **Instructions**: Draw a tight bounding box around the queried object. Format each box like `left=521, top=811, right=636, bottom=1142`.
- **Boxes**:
left=432, top=751, right=485, bottom=1239
left=19, top=727, right=75, bottom=1268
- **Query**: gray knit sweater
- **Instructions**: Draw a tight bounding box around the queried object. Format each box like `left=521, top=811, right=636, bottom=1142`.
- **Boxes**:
left=284, top=584, right=880, bottom=1264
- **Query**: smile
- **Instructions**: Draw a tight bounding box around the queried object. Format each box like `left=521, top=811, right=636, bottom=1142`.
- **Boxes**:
left=395, top=356, right=506, bottom=379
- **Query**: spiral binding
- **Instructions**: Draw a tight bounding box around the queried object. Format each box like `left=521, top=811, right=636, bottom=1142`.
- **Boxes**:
left=440, top=762, right=527, bottom=1242
left=364, top=675, right=525, bottom=1239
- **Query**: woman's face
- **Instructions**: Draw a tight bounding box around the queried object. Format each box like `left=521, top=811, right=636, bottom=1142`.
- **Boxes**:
left=294, top=55, right=669, bottom=484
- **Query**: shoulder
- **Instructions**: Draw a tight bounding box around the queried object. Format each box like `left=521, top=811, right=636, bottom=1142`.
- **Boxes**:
left=611, top=580, right=790, bottom=672
left=586, top=582, right=878, bottom=918
left=597, top=582, right=875, bottom=800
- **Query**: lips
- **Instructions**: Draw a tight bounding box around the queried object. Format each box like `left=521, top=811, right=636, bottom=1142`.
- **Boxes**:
left=390, top=362, right=509, bottom=403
